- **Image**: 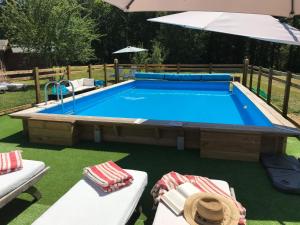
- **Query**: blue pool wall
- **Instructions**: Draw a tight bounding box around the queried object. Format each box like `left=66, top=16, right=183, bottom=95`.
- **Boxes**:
left=232, top=86, right=272, bottom=127
left=134, top=72, right=232, bottom=81
left=41, top=81, right=135, bottom=114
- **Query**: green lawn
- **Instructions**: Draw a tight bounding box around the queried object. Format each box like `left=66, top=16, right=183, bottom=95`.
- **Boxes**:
left=0, top=115, right=300, bottom=225
left=248, top=73, right=300, bottom=117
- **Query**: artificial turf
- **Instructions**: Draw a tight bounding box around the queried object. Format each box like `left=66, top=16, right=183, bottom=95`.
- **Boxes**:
left=0, top=115, right=299, bottom=225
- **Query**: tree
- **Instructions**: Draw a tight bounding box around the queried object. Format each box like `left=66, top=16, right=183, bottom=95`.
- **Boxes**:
left=131, top=44, right=150, bottom=64
left=0, top=0, right=98, bottom=66
left=149, top=40, right=167, bottom=64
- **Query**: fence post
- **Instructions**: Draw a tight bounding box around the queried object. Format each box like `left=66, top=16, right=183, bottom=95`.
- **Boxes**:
left=267, top=67, right=273, bottom=104
left=67, top=65, right=71, bottom=80
left=145, top=64, right=148, bottom=72
left=177, top=63, right=180, bottom=73
left=103, top=63, right=107, bottom=87
left=249, top=65, right=254, bottom=90
left=88, top=64, right=92, bottom=78
left=256, top=66, right=262, bottom=96
left=282, top=71, right=292, bottom=118
left=242, top=57, right=249, bottom=86
left=209, top=63, right=212, bottom=74
left=114, top=59, right=119, bottom=83
left=33, top=67, right=41, bottom=104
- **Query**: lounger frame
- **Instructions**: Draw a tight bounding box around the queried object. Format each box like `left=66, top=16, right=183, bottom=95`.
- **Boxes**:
left=0, top=166, right=50, bottom=208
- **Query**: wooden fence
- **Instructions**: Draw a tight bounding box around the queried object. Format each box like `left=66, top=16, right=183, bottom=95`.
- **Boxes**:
left=1, top=61, right=299, bottom=127
left=117, top=63, right=243, bottom=73
left=0, top=62, right=243, bottom=110
left=242, top=58, right=300, bottom=126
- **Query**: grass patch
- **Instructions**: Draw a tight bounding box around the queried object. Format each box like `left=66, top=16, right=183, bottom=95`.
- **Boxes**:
left=0, top=115, right=300, bottom=225
left=249, top=74, right=300, bottom=117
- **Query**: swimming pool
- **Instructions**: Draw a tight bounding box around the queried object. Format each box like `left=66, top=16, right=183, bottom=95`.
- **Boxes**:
left=39, top=80, right=272, bottom=127
left=11, top=79, right=300, bottom=162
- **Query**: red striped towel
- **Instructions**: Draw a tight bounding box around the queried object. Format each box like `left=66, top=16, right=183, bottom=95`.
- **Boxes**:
left=151, top=171, right=246, bottom=225
left=83, top=161, right=133, bottom=192
left=0, top=150, right=23, bottom=175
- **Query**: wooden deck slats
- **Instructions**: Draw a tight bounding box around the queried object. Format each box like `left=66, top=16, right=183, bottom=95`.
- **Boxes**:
left=200, top=132, right=261, bottom=161
left=28, top=118, right=76, bottom=146
left=261, top=136, right=287, bottom=155
left=29, top=128, right=74, bottom=139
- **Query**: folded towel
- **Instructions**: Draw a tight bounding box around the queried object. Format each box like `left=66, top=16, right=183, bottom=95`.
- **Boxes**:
left=84, top=161, right=133, bottom=192
left=0, top=150, right=23, bottom=175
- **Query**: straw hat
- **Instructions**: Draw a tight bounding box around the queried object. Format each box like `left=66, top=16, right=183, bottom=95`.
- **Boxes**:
left=184, top=193, right=240, bottom=225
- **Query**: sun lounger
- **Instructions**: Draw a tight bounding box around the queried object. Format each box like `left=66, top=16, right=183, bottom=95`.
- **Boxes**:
left=0, top=160, right=49, bottom=208
left=48, top=78, right=96, bottom=100
left=32, top=169, right=148, bottom=225
left=152, top=179, right=235, bottom=225
left=67, top=78, right=96, bottom=93
left=6, top=83, right=27, bottom=91
left=0, top=84, right=8, bottom=93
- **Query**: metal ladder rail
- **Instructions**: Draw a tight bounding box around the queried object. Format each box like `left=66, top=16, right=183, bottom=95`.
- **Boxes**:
left=44, top=81, right=60, bottom=105
left=58, top=80, right=75, bottom=113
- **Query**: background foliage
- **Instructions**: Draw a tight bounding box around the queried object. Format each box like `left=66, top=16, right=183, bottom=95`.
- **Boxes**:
left=1, top=0, right=300, bottom=72
left=0, top=0, right=98, bottom=66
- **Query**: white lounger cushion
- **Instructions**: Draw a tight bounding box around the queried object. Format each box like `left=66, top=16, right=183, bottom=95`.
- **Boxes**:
left=0, top=160, right=45, bottom=198
left=83, top=78, right=94, bottom=86
left=0, top=85, right=8, bottom=91
left=152, top=179, right=230, bottom=225
left=33, top=169, right=148, bottom=225
left=77, top=79, right=84, bottom=87
left=69, top=80, right=80, bottom=90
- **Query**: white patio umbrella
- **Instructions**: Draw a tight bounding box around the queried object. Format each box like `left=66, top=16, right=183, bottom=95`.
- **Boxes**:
left=148, top=11, right=300, bottom=46
left=103, top=0, right=300, bottom=17
left=113, top=46, right=148, bottom=54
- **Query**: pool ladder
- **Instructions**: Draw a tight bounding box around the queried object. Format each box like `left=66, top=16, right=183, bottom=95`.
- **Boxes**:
left=44, top=80, right=76, bottom=113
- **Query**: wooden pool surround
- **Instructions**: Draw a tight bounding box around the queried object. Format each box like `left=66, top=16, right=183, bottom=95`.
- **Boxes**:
left=10, top=81, right=300, bottom=162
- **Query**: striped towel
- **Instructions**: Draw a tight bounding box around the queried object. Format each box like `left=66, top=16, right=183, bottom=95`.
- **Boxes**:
left=83, top=161, right=133, bottom=192
left=151, top=171, right=246, bottom=225
left=0, top=150, right=23, bottom=175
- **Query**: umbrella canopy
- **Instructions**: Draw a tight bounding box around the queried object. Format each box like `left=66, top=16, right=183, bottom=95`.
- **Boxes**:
left=113, top=46, right=148, bottom=54
left=148, top=11, right=300, bottom=46
left=103, top=0, right=300, bottom=17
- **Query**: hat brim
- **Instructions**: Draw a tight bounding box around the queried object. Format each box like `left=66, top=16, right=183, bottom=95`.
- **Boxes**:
left=184, top=193, right=240, bottom=225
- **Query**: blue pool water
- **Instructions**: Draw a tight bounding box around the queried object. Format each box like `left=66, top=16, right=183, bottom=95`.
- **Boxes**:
left=40, top=80, right=272, bottom=127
